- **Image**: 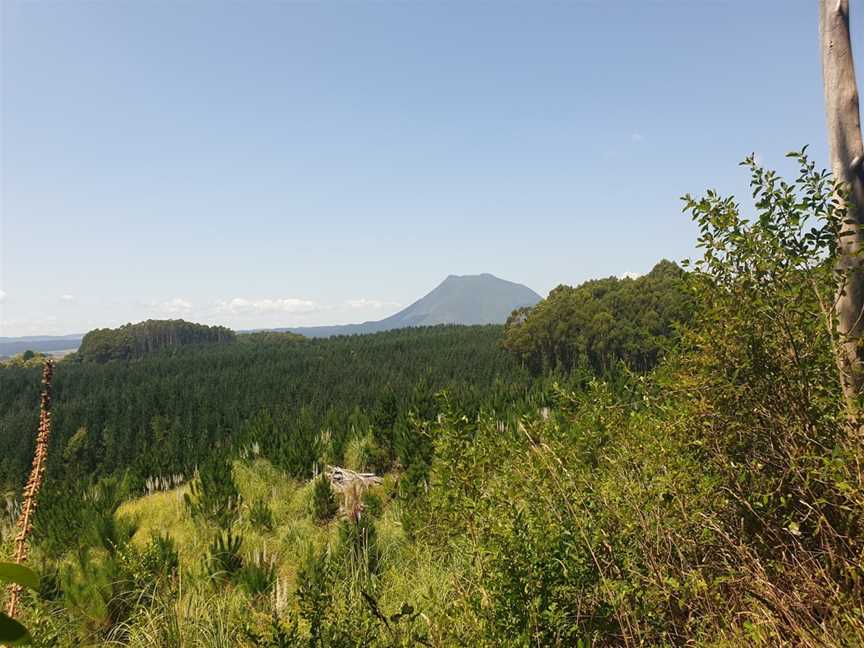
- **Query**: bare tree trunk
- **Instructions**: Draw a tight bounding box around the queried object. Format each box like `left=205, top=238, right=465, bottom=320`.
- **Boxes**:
left=820, top=0, right=864, bottom=412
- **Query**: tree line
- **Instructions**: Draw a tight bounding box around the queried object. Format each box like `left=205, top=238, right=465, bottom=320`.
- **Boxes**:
left=74, top=319, right=235, bottom=363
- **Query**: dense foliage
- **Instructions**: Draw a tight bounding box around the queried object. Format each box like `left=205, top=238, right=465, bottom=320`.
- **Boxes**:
left=1, top=155, right=862, bottom=647
left=74, top=319, right=235, bottom=363
left=502, top=260, right=693, bottom=373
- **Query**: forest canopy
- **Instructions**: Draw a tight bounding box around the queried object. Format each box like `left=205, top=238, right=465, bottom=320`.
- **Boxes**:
left=74, top=319, right=235, bottom=363
left=501, top=259, right=694, bottom=373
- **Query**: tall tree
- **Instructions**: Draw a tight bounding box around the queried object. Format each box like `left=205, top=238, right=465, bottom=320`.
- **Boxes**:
left=820, top=0, right=864, bottom=410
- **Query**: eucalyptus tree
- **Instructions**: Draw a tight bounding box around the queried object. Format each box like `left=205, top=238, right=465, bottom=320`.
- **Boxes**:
left=820, top=0, right=864, bottom=411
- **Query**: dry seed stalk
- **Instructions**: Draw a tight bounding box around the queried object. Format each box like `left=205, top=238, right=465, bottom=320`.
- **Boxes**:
left=5, top=359, right=54, bottom=618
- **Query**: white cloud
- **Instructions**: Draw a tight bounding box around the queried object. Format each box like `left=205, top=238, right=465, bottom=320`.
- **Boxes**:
left=631, top=133, right=644, bottom=143
left=0, top=289, right=5, bottom=302
left=619, top=271, right=641, bottom=280
left=0, top=316, right=59, bottom=336
left=156, top=298, right=194, bottom=315
left=60, top=294, right=76, bottom=302
left=346, top=298, right=401, bottom=310
left=215, top=297, right=320, bottom=316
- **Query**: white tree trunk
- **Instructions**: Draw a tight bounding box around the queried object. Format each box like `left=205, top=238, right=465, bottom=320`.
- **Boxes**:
left=820, top=0, right=864, bottom=411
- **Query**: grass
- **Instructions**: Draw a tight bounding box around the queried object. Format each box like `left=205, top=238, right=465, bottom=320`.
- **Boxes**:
left=118, top=487, right=195, bottom=555
left=107, top=456, right=466, bottom=646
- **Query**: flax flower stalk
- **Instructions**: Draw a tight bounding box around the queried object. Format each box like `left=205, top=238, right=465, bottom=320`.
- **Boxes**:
left=5, top=359, right=54, bottom=619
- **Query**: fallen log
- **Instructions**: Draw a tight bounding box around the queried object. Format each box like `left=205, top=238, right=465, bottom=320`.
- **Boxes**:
left=324, top=466, right=383, bottom=491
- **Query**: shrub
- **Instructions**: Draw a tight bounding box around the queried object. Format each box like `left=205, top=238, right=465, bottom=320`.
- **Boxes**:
left=205, top=530, right=244, bottom=579
left=244, top=612, right=300, bottom=647
left=141, top=532, right=179, bottom=580
left=311, top=475, right=338, bottom=523
left=248, top=497, right=274, bottom=531
left=671, top=152, right=864, bottom=641
left=359, top=436, right=391, bottom=474
left=237, top=549, right=276, bottom=597
left=295, top=547, right=333, bottom=647
left=361, top=490, right=382, bottom=518
left=337, top=516, right=379, bottom=577
left=272, top=407, right=323, bottom=479
left=184, top=454, right=241, bottom=529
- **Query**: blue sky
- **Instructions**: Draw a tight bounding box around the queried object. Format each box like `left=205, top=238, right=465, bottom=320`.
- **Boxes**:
left=1, top=1, right=861, bottom=336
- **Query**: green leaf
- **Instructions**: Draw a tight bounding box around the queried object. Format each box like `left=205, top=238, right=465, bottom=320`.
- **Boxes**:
left=0, top=563, right=39, bottom=591
left=0, top=612, right=31, bottom=644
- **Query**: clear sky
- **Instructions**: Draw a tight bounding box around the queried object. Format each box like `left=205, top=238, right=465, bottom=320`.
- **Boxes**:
left=1, top=1, right=861, bottom=336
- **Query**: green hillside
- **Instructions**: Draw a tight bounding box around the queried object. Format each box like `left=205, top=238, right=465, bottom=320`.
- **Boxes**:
left=75, top=320, right=235, bottom=363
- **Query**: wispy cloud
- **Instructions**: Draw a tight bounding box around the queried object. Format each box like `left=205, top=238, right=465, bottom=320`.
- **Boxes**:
left=631, top=132, right=644, bottom=143
left=619, top=271, right=641, bottom=280
left=0, top=316, right=59, bottom=336
left=346, top=298, right=401, bottom=310
left=1, top=293, right=405, bottom=336
left=0, top=289, right=6, bottom=302
left=155, top=297, right=194, bottom=315
left=215, top=297, right=321, bottom=316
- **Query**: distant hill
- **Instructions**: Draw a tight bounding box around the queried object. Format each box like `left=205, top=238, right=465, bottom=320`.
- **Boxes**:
left=0, top=334, right=83, bottom=358
left=75, top=319, right=235, bottom=362
left=284, top=273, right=543, bottom=338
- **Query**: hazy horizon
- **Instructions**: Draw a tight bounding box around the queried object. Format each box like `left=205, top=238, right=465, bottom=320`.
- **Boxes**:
left=0, top=270, right=543, bottom=339
left=2, top=1, right=862, bottom=336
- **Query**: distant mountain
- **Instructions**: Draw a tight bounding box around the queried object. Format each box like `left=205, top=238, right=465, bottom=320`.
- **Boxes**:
left=0, top=275, right=542, bottom=352
left=284, top=273, right=542, bottom=338
left=0, top=334, right=83, bottom=358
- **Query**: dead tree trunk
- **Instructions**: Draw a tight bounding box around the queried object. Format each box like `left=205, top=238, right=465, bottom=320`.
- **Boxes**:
left=324, top=466, right=383, bottom=521
left=820, top=0, right=864, bottom=412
